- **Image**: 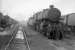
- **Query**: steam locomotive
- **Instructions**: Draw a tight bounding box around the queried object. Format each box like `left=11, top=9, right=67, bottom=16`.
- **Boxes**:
left=32, top=9, right=71, bottom=40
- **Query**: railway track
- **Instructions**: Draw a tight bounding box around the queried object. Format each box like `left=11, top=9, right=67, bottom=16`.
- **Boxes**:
left=4, top=24, right=19, bottom=50
left=22, top=28, right=31, bottom=50
left=3, top=25, right=31, bottom=50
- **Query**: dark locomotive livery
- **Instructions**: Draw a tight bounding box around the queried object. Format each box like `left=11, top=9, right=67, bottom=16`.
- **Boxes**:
left=32, top=5, right=72, bottom=40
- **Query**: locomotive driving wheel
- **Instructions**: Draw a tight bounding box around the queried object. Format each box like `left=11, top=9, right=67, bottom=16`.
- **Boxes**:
left=46, top=23, right=64, bottom=40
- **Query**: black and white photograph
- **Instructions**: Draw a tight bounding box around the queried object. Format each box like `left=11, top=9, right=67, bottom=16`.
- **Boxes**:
left=0, top=0, right=75, bottom=50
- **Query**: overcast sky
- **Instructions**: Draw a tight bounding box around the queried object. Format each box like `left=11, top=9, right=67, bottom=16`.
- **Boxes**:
left=0, top=0, right=75, bottom=21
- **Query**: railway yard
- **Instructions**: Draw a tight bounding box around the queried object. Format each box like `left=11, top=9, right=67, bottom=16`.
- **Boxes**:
left=1, top=0, right=75, bottom=50
left=0, top=24, right=75, bottom=50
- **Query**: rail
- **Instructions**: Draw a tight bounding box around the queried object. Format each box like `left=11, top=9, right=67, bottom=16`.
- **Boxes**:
left=4, top=25, right=31, bottom=50
left=4, top=25, right=19, bottom=50
left=23, top=28, right=31, bottom=50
